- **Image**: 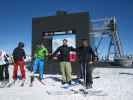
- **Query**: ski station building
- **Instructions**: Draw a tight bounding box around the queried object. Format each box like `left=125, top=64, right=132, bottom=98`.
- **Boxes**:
left=32, top=11, right=92, bottom=75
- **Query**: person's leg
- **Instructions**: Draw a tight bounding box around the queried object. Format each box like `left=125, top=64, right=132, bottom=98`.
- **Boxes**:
left=84, top=62, right=87, bottom=86
left=86, top=63, right=93, bottom=88
left=4, top=64, right=9, bottom=80
left=19, top=61, right=26, bottom=80
left=65, top=62, right=72, bottom=84
left=33, top=59, right=39, bottom=77
left=0, top=65, right=4, bottom=81
left=80, top=63, right=84, bottom=79
left=39, top=60, right=44, bottom=80
left=60, top=62, right=67, bottom=84
left=13, top=62, right=18, bottom=80
left=81, top=62, right=86, bottom=85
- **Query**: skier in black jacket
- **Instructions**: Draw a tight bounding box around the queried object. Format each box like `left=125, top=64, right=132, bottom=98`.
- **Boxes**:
left=77, top=39, right=96, bottom=89
left=52, top=39, right=76, bottom=85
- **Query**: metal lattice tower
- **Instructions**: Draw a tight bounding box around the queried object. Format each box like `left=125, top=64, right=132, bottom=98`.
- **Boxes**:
left=90, top=17, right=124, bottom=60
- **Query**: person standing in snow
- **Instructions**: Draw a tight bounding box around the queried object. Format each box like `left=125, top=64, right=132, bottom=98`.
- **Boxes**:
left=0, top=50, right=9, bottom=82
left=32, top=43, right=48, bottom=82
left=12, top=42, right=26, bottom=82
left=52, top=39, right=76, bottom=85
left=77, top=39, right=96, bottom=89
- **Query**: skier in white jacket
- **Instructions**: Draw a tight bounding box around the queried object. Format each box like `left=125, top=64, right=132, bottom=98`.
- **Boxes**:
left=0, top=49, right=9, bottom=82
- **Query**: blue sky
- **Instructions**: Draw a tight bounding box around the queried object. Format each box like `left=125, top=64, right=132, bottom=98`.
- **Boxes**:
left=0, top=0, right=132, bottom=55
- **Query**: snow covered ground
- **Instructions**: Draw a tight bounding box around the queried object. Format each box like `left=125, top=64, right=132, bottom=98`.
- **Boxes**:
left=0, top=65, right=133, bottom=100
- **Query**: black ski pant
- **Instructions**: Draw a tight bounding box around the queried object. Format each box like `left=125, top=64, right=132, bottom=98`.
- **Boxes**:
left=0, top=64, right=9, bottom=81
left=80, top=61, right=93, bottom=86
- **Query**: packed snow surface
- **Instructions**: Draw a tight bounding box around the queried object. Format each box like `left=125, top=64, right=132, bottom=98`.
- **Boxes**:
left=0, top=65, right=133, bottom=100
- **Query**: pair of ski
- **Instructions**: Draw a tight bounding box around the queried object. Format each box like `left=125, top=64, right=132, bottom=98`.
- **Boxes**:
left=7, top=80, right=25, bottom=88
left=0, top=80, right=25, bottom=88
left=46, top=82, right=83, bottom=95
left=70, top=88, right=105, bottom=96
left=47, top=87, right=107, bottom=96
left=29, top=76, right=45, bottom=87
left=0, top=81, right=9, bottom=88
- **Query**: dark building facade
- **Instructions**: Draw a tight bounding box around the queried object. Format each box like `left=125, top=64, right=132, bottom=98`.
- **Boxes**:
left=32, top=11, right=91, bottom=75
